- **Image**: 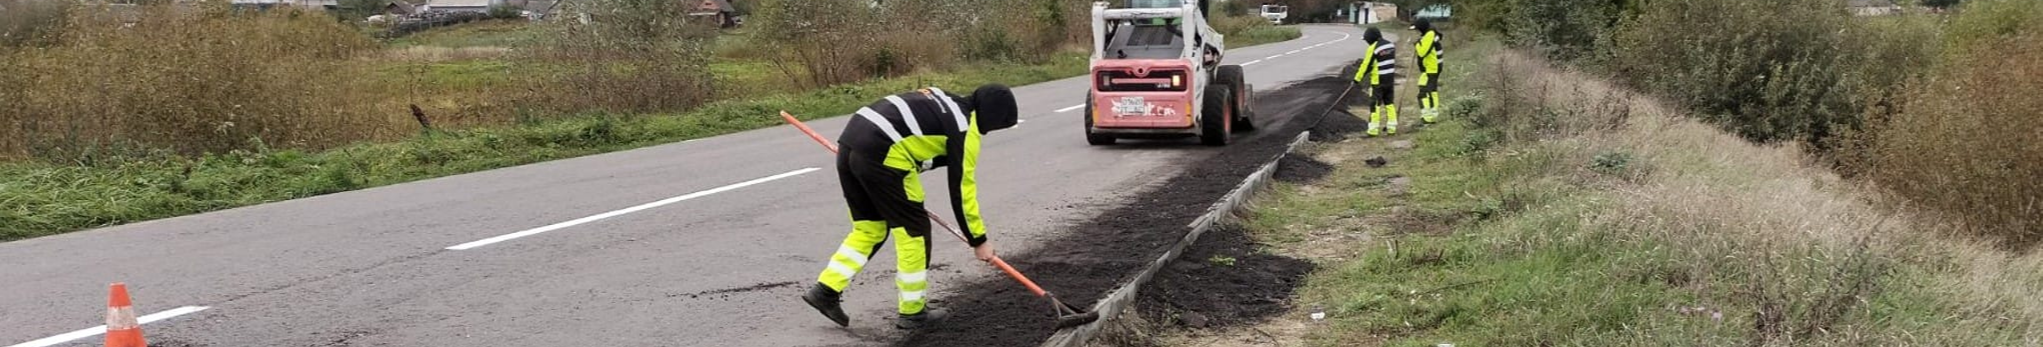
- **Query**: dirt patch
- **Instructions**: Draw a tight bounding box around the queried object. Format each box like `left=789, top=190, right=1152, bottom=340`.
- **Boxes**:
left=1134, top=224, right=1314, bottom=328
left=892, top=75, right=1362, bottom=347
left=1274, top=156, right=1334, bottom=183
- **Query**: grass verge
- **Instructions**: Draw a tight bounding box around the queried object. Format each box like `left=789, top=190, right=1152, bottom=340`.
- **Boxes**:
left=1160, top=34, right=2043, bottom=346
left=0, top=19, right=1310, bottom=241
left=0, top=53, right=1088, bottom=241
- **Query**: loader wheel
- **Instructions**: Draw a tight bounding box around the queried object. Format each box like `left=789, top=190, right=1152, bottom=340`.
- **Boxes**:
left=1218, top=65, right=1255, bottom=132
left=1083, top=98, right=1115, bottom=145
left=1200, top=84, right=1232, bottom=146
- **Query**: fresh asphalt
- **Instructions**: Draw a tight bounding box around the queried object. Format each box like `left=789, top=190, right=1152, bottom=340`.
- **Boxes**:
left=0, top=25, right=1369, bottom=347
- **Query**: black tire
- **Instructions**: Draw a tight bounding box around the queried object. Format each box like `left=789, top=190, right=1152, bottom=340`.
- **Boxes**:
left=1218, top=65, right=1255, bottom=132
left=1200, top=84, right=1232, bottom=146
left=1083, top=97, right=1115, bottom=145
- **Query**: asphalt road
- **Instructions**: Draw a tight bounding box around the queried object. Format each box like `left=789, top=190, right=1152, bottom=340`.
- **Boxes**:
left=0, top=25, right=1368, bottom=347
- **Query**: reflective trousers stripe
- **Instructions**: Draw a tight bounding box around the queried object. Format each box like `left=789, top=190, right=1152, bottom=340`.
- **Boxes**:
left=813, top=223, right=932, bottom=315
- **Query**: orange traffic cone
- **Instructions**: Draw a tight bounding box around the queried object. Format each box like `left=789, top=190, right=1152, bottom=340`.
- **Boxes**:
left=105, top=283, right=146, bottom=347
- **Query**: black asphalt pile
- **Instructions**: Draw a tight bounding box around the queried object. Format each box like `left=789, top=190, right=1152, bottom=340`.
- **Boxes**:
left=894, top=75, right=1362, bottom=347
left=1133, top=223, right=1313, bottom=329
left=1274, top=155, right=1335, bottom=183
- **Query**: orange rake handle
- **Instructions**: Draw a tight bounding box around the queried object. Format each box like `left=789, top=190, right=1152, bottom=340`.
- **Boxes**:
left=778, top=111, right=972, bottom=244
left=988, top=256, right=1051, bottom=297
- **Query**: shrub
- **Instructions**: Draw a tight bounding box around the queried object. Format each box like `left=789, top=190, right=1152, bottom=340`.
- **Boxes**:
left=527, top=0, right=717, bottom=114
left=1499, top=0, right=1633, bottom=63
left=1865, top=31, right=2043, bottom=248
left=0, top=0, right=72, bottom=48
left=486, top=5, right=523, bottom=20
left=750, top=0, right=1080, bottom=88
left=1, top=3, right=383, bottom=161
left=1610, top=0, right=1879, bottom=145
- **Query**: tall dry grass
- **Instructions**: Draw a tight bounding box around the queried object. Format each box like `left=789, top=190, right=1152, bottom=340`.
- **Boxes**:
left=1473, top=50, right=2043, bottom=344
left=749, top=0, right=1083, bottom=88
left=1, top=3, right=389, bottom=162
left=524, top=0, right=716, bottom=114
left=1861, top=31, right=2043, bottom=249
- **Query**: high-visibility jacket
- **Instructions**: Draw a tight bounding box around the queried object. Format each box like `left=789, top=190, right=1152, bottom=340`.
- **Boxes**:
left=1354, top=40, right=1397, bottom=86
left=1416, top=30, right=1443, bottom=74
left=838, top=88, right=989, bottom=246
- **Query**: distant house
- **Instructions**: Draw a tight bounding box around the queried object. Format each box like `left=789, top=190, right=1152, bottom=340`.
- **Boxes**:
left=689, top=0, right=738, bottom=28
left=229, top=0, right=339, bottom=10
left=1849, top=0, right=1900, bottom=16
left=383, top=1, right=418, bottom=15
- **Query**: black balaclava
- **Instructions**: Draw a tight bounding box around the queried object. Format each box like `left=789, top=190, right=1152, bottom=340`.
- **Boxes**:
left=966, top=84, right=1018, bottom=134
left=1364, top=27, right=1383, bottom=44
left=1415, top=18, right=1433, bottom=33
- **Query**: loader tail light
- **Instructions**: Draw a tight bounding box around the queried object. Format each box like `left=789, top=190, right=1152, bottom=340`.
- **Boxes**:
left=1096, top=68, right=1189, bottom=92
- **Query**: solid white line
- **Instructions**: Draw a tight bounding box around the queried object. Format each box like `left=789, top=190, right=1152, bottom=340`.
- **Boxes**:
left=10, top=306, right=209, bottom=347
left=446, top=167, right=822, bottom=250
left=1243, top=59, right=1263, bottom=66
left=1054, top=104, right=1085, bottom=113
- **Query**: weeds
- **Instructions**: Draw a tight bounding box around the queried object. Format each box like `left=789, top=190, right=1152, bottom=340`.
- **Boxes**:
left=1261, top=35, right=2043, bottom=346
left=1862, top=29, right=2043, bottom=248
left=2, top=3, right=384, bottom=160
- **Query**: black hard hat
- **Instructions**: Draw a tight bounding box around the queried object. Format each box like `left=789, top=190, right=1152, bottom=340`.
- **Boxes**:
left=1363, top=27, right=1382, bottom=43
left=967, top=84, right=1018, bottom=134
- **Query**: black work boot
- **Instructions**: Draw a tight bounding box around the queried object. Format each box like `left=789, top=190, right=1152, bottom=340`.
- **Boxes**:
left=894, top=307, right=949, bottom=330
left=802, top=284, right=850, bottom=327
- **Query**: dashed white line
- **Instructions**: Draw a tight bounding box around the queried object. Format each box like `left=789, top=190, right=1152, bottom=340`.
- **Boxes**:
left=446, top=167, right=822, bottom=250
left=1243, top=59, right=1263, bottom=66
left=1285, top=49, right=1301, bottom=54
left=1265, top=54, right=1284, bottom=60
left=1054, top=104, right=1085, bottom=113
left=11, top=306, right=210, bottom=347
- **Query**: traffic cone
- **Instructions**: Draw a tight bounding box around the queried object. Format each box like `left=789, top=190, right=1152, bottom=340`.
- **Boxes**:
left=105, top=283, right=146, bottom=347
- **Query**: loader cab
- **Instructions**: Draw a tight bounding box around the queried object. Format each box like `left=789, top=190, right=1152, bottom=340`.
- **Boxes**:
left=1103, top=23, right=1187, bottom=59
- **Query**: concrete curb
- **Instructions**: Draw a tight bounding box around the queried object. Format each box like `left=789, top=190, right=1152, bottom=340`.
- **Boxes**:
left=1039, top=131, right=1313, bottom=347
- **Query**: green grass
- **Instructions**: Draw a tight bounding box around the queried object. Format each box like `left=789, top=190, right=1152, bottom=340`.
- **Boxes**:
left=386, top=20, right=540, bottom=48
left=0, top=52, right=1090, bottom=241
left=1232, top=25, right=1304, bottom=48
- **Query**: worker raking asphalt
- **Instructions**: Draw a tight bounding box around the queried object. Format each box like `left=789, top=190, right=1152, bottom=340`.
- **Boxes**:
left=892, top=75, right=1367, bottom=347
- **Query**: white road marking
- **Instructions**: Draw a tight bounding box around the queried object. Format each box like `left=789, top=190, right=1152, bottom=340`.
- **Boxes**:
left=446, top=167, right=822, bottom=250
left=11, top=306, right=209, bottom=347
left=1243, top=59, right=1263, bottom=66
left=1054, top=104, right=1085, bottom=113
left=1285, top=49, right=1301, bottom=54
left=1265, top=54, right=1284, bottom=60
left=1324, top=31, right=1353, bottom=44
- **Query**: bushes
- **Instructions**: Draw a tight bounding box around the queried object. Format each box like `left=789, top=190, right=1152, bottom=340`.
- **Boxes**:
left=1863, top=33, right=2043, bottom=248
left=1, top=4, right=384, bottom=161
left=750, top=0, right=1082, bottom=88
left=1609, top=0, right=1880, bottom=145
left=1459, top=0, right=2042, bottom=248
left=0, top=0, right=71, bottom=48
left=526, top=0, right=716, bottom=114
